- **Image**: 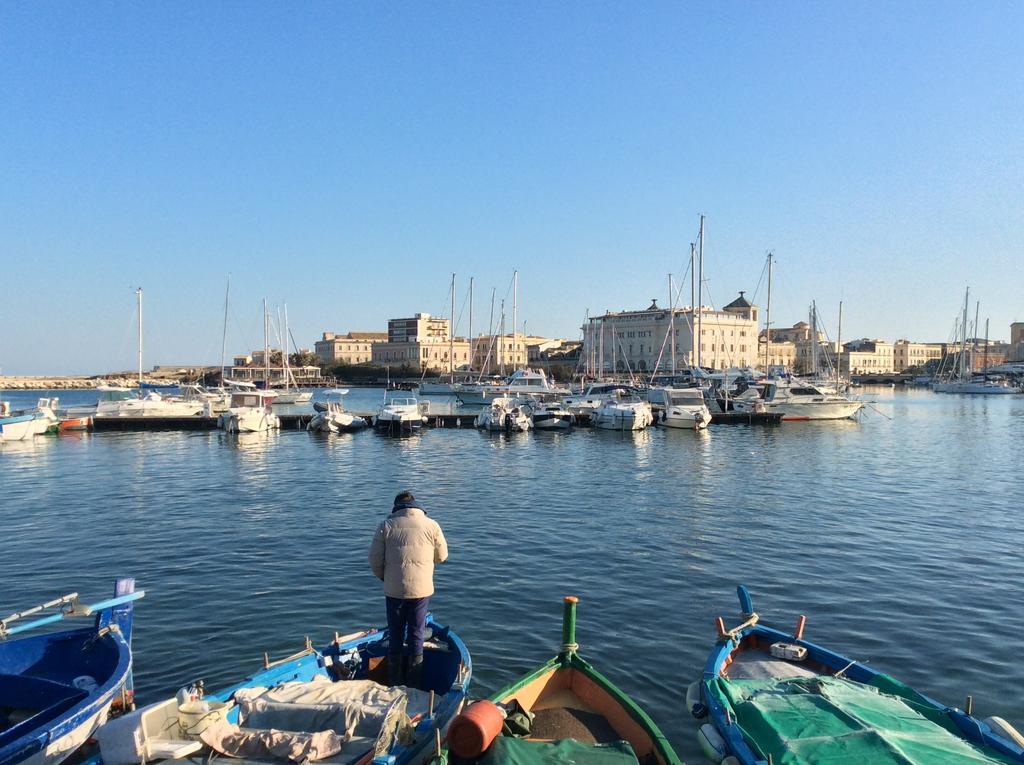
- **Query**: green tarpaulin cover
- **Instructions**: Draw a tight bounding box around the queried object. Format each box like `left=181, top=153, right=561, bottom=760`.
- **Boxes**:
left=478, top=736, right=639, bottom=765
left=712, top=674, right=1016, bottom=765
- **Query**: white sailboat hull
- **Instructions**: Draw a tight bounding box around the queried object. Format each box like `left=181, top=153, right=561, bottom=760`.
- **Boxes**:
left=932, top=382, right=1019, bottom=394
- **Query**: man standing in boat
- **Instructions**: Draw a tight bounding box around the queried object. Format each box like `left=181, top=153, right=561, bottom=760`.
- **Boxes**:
left=369, top=490, right=448, bottom=689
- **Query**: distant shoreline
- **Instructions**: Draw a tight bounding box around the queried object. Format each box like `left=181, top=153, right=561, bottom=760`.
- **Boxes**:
left=0, top=376, right=154, bottom=390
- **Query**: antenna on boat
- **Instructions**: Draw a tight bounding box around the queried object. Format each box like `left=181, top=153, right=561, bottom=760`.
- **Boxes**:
left=136, top=287, right=143, bottom=387
left=220, top=276, right=230, bottom=386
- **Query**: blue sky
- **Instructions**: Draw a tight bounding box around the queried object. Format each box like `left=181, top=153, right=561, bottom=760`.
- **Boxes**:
left=2, top=2, right=1021, bottom=374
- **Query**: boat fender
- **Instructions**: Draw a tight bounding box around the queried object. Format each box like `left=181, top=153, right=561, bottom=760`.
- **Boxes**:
left=686, top=681, right=707, bottom=718
left=697, top=723, right=727, bottom=763
left=984, top=716, right=1024, bottom=749
left=447, top=700, right=505, bottom=759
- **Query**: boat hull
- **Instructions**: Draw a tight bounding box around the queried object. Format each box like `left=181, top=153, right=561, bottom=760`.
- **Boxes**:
left=699, top=586, right=1024, bottom=765
left=0, top=416, right=37, bottom=442
left=220, top=409, right=280, bottom=433
left=733, top=399, right=863, bottom=420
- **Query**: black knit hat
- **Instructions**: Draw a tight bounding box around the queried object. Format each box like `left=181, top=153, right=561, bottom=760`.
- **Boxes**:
left=394, top=490, right=415, bottom=505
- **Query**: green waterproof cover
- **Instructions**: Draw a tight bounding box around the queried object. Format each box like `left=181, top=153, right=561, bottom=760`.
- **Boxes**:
left=478, top=735, right=639, bottom=765
left=711, top=675, right=1017, bottom=765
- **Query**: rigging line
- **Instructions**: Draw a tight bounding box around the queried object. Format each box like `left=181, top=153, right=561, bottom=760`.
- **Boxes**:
left=749, top=255, right=770, bottom=305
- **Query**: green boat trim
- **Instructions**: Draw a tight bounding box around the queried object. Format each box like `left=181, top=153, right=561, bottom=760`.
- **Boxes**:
left=445, top=597, right=684, bottom=765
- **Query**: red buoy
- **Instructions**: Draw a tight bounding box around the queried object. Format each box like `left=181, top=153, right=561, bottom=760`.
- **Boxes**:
left=447, top=700, right=505, bottom=759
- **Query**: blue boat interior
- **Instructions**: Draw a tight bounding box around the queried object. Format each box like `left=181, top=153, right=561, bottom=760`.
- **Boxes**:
left=0, top=627, right=120, bottom=746
left=197, top=622, right=469, bottom=765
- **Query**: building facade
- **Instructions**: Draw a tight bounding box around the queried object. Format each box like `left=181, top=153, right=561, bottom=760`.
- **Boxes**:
left=580, top=293, right=760, bottom=374
left=372, top=339, right=470, bottom=370
left=893, top=340, right=945, bottom=372
left=315, top=332, right=388, bottom=365
left=840, top=339, right=895, bottom=374
left=388, top=313, right=449, bottom=343
left=470, top=334, right=529, bottom=375
left=1009, top=323, right=1024, bottom=362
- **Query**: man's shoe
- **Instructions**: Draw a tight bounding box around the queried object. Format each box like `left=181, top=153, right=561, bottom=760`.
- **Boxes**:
left=406, top=654, right=424, bottom=690
left=387, top=654, right=404, bottom=687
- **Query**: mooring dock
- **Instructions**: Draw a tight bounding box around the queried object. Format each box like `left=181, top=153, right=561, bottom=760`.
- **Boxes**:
left=89, top=410, right=781, bottom=431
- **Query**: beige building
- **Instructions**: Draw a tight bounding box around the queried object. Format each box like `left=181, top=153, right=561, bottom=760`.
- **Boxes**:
left=315, top=332, right=388, bottom=365
left=387, top=313, right=449, bottom=343
left=840, top=339, right=895, bottom=374
left=581, top=292, right=760, bottom=374
left=893, top=340, right=945, bottom=372
left=1009, top=323, right=1024, bottom=362
left=370, top=312, right=469, bottom=371
left=470, top=333, right=530, bottom=375
left=372, top=339, right=470, bottom=371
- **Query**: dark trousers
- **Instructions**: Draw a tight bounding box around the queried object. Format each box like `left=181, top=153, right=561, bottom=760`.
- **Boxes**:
left=386, top=596, right=430, bottom=656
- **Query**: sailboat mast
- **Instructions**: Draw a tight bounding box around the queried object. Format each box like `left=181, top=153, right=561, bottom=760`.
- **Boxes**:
left=690, top=242, right=696, bottom=367
left=598, top=316, right=605, bottom=381
left=468, top=277, right=474, bottom=375
left=512, top=270, right=518, bottom=370
left=669, top=274, right=676, bottom=377
left=764, top=252, right=773, bottom=373
left=283, top=304, right=291, bottom=391
left=836, top=301, right=843, bottom=390
left=220, top=277, right=230, bottom=384
left=263, top=299, right=270, bottom=387
left=450, top=272, right=456, bottom=381
left=136, top=287, right=143, bottom=386
left=960, top=288, right=969, bottom=381
left=984, top=317, right=990, bottom=376
left=499, top=300, right=506, bottom=377
left=697, top=216, right=705, bottom=370
left=810, top=301, right=818, bottom=377
left=972, top=300, right=980, bottom=375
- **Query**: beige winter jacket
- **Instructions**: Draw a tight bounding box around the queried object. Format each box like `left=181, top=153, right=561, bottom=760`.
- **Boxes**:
left=368, top=506, right=448, bottom=599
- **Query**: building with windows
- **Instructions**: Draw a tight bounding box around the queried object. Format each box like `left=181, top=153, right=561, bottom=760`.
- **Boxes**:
left=893, top=340, right=945, bottom=372
left=371, top=313, right=469, bottom=371
left=314, top=332, right=388, bottom=365
left=469, top=333, right=531, bottom=375
left=580, top=292, right=760, bottom=374
left=840, top=339, right=895, bottom=374
left=1009, top=323, right=1024, bottom=362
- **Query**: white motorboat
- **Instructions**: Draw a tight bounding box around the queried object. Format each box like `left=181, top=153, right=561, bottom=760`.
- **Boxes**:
left=732, top=378, right=863, bottom=420
left=93, top=387, right=206, bottom=418
left=590, top=390, right=654, bottom=431
left=650, top=387, right=712, bottom=430
left=458, top=369, right=569, bottom=405
left=307, top=390, right=368, bottom=433
left=30, top=397, right=61, bottom=434
left=418, top=381, right=461, bottom=395
left=272, top=390, right=314, bottom=404
left=475, top=396, right=533, bottom=432
left=563, top=382, right=635, bottom=415
left=219, top=390, right=281, bottom=433
left=0, top=402, right=39, bottom=442
left=374, top=395, right=429, bottom=434
left=530, top=402, right=574, bottom=430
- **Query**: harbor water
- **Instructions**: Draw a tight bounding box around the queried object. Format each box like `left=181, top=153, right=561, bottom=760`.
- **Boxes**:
left=1, top=386, right=1023, bottom=761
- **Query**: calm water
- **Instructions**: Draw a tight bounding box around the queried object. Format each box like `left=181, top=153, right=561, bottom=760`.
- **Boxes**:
left=2, top=386, right=1023, bottom=761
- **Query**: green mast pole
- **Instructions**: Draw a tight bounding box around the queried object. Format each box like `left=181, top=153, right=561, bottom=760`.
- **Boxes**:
left=560, top=596, right=579, bottom=663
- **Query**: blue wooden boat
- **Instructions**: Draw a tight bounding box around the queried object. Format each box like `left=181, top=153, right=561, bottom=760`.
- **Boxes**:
left=92, top=613, right=471, bottom=765
left=691, top=585, right=1024, bottom=765
left=0, top=579, right=144, bottom=765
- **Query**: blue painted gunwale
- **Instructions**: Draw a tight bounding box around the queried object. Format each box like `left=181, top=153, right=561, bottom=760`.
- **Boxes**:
left=0, top=606, right=135, bottom=765
left=699, top=586, right=1024, bottom=765
left=199, top=614, right=471, bottom=765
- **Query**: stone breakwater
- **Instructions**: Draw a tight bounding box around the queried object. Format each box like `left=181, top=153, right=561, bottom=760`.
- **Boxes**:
left=0, top=376, right=173, bottom=390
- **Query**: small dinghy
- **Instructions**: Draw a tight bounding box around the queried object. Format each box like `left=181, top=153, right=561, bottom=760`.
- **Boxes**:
left=439, top=597, right=682, bottom=765
left=0, top=579, right=144, bottom=765
left=308, top=390, right=368, bottom=434
left=691, top=585, right=1024, bottom=765
left=94, top=615, right=471, bottom=765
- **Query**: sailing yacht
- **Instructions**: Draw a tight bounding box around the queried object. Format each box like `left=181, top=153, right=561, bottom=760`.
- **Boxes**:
left=933, top=291, right=1021, bottom=395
